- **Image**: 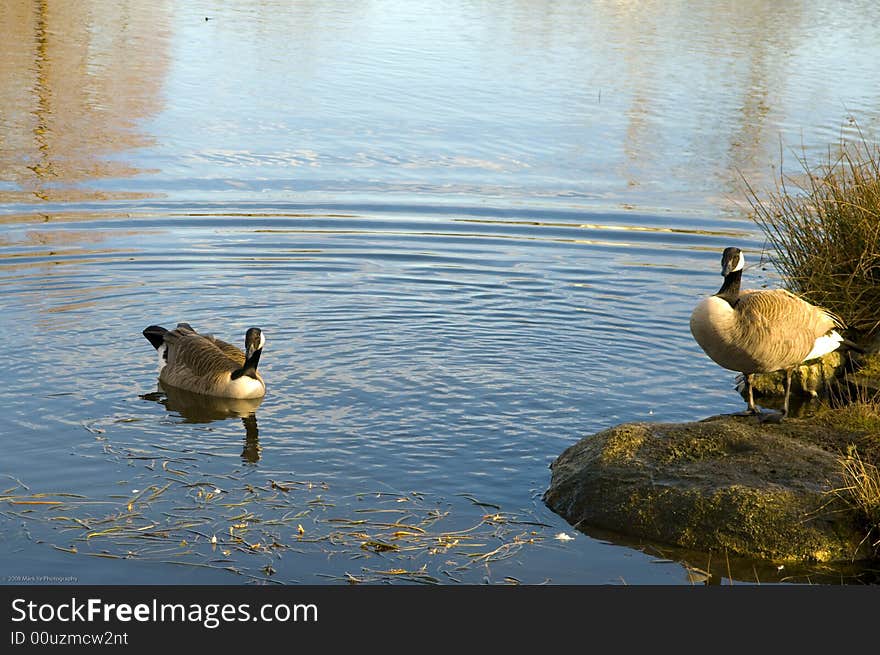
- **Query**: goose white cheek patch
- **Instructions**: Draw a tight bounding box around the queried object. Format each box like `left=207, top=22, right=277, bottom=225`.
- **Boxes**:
left=733, top=252, right=745, bottom=272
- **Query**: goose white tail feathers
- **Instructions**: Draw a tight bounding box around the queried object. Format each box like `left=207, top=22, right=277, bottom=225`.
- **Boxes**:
left=142, top=323, right=266, bottom=399
left=804, top=330, right=844, bottom=362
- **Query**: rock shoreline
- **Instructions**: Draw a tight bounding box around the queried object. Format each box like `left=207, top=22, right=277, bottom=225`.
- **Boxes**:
left=543, top=413, right=877, bottom=564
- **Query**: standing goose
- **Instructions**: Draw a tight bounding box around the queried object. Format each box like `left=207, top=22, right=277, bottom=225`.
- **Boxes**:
left=142, top=323, right=266, bottom=399
left=689, top=247, right=843, bottom=418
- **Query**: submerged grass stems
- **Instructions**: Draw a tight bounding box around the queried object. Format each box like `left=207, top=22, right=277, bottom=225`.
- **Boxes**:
left=744, top=137, right=880, bottom=334
left=1, top=441, right=552, bottom=585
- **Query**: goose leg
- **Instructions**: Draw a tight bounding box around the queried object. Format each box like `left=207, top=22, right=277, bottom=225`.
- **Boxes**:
left=759, top=369, right=791, bottom=424
left=730, top=374, right=760, bottom=417
left=782, top=368, right=792, bottom=418
left=745, top=373, right=758, bottom=414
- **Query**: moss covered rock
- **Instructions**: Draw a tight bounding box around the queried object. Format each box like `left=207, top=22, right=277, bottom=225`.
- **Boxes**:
left=543, top=414, right=876, bottom=563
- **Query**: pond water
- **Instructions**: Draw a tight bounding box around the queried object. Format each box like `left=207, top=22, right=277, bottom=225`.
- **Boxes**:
left=2, top=0, right=880, bottom=585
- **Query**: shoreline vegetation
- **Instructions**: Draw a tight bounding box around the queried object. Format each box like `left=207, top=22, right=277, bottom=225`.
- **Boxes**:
left=746, top=137, right=880, bottom=335
left=748, top=137, right=880, bottom=559
left=546, top=138, right=880, bottom=571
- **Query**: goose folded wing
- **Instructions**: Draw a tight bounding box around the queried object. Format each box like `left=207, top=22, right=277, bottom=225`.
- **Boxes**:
left=734, top=291, right=825, bottom=367
left=167, top=331, right=241, bottom=376
left=208, top=336, right=246, bottom=365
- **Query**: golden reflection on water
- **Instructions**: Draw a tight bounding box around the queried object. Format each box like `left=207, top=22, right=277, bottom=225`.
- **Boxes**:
left=0, top=0, right=170, bottom=202
left=0, top=0, right=877, bottom=214
left=597, top=1, right=808, bottom=194
left=454, top=217, right=752, bottom=239
left=494, top=0, right=878, bottom=210
left=0, top=226, right=146, bottom=274
left=1, top=227, right=141, bottom=247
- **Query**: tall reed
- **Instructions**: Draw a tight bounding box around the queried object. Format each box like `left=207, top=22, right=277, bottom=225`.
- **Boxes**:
left=745, top=139, right=880, bottom=334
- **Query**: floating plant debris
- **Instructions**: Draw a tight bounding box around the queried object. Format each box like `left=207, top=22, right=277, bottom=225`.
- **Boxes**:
left=1, top=439, right=552, bottom=584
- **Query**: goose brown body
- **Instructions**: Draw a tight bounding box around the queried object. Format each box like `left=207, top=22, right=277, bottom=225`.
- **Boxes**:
left=689, top=247, right=843, bottom=417
left=143, top=324, right=266, bottom=399
left=690, top=288, right=840, bottom=375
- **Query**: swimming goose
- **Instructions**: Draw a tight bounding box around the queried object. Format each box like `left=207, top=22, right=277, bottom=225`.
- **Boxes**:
left=689, top=247, right=843, bottom=418
left=142, top=323, right=266, bottom=399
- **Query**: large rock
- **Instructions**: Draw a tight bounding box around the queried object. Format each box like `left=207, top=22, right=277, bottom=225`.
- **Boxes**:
left=543, top=414, right=876, bottom=563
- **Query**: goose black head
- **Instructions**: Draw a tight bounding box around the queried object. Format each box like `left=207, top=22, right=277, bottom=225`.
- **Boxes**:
left=721, top=247, right=744, bottom=277
left=245, top=327, right=265, bottom=360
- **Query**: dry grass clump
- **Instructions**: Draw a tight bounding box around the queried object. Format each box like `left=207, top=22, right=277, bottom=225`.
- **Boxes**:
left=813, top=387, right=880, bottom=553
left=745, top=138, right=880, bottom=334
left=833, top=446, right=880, bottom=554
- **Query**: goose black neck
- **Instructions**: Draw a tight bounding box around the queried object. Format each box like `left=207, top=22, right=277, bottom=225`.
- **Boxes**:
left=715, top=269, right=742, bottom=305
left=231, top=348, right=262, bottom=380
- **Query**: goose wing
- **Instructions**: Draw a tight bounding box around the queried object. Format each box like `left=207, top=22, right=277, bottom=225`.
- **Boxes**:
left=734, top=289, right=840, bottom=368
left=163, top=328, right=241, bottom=377
left=741, top=288, right=843, bottom=329
left=170, top=323, right=245, bottom=367
left=209, top=336, right=246, bottom=365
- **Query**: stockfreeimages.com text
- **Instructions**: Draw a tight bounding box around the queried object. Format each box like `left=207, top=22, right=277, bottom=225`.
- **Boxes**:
left=11, top=597, right=317, bottom=629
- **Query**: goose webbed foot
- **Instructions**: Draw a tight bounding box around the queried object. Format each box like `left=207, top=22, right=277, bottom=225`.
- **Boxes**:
left=758, top=410, right=785, bottom=424
left=726, top=407, right=760, bottom=418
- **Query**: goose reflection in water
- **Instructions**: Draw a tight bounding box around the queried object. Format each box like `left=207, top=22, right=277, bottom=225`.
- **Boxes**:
left=141, top=383, right=263, bottom=463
